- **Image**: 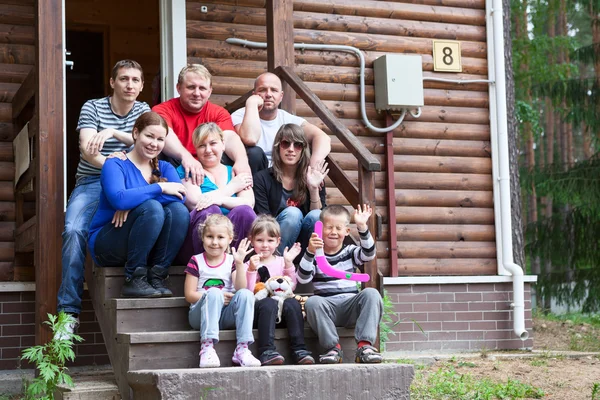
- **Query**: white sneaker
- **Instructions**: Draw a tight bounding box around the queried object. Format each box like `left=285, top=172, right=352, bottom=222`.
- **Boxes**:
left=54, top=316, right=80, bottom=341
left=232, top=346, right=261, bottom=367
left=199, top=347, right=220, bottom=368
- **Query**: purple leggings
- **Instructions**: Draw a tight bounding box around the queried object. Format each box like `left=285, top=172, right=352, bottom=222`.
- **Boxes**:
left=176, top=204, right=256, bottom=264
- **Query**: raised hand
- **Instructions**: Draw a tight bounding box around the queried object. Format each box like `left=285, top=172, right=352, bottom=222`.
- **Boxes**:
left=283, top=242, right=302, bottom=265
left=353, top=204, right=372, bottom=231
left=307, top=232, right=324, bottom=254
left=306, top=160, right=329, bottom=190
left=111, top=209, right=130, bottom=228
left=232, top=238, right=253, bottom=267
left=158, top=182, right=187, bottom=200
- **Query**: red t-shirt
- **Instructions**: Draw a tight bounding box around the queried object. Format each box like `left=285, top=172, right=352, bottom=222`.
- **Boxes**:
left=152, top=98, right=234, bottom=156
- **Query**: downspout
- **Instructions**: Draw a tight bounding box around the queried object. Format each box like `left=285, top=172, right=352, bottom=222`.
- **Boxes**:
left=487, top=0, right=529, bottom=340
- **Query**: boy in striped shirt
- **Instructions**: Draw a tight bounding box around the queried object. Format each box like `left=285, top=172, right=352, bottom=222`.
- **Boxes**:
left=298, top=204, right=383, bottom=364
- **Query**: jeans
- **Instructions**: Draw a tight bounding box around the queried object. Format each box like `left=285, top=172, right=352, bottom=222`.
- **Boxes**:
left=177, top=204, right=256, bottom=264
left=254, top=297, right=306, bottom=355
left=305, top=288, right=383, bottom=350
left=188, top=288, right=255, bottom=344
left=94, top=200, right=189, bottom=278
left=276, top=207, right=321, bottom=255
left=57, top=176, right=102, bottom=315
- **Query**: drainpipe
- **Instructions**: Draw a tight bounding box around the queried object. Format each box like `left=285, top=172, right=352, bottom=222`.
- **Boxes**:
left=487, top=0, right=529, bottom=340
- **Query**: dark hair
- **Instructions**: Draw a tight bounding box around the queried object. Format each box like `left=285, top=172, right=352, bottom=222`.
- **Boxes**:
left=320, top=205, right=351, bottom=225
left=111, top=60, right=144, bottom=82
left=271, top=124, right=311, bottom=206
left=132, top=112, right=169, bottom=184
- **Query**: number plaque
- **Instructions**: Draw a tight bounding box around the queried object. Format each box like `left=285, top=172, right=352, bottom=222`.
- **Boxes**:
left=433, top=40, right=462, bottom=72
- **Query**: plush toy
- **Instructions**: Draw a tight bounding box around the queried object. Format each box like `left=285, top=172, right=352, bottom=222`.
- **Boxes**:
left=255, top=275, right=296, bottom=323
left=294, top=294, right=309, bottom=319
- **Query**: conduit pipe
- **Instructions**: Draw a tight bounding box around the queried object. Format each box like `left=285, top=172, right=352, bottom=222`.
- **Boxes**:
left=487, top=0, right=528, bottom=340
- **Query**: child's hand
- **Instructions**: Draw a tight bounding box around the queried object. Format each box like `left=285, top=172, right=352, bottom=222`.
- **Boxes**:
left=354, top=204, right=372, bottom=231
left=232, top=238, right=253, bottom=266
left=283, top=242, right=302, bottom=265
left=307, top=232, right=323, bottom=254
left=223, top=292, right=233, bottom=306
left=248, top=254, right=261, bottom=272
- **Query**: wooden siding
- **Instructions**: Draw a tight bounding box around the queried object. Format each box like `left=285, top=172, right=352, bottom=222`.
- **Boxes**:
left=188, top=0, right=495, bottom=277
left=0, top=0, right=35, bottom=282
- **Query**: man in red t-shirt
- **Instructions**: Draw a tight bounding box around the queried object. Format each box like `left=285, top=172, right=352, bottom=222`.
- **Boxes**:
left=153, top=64, right=260, bottom=185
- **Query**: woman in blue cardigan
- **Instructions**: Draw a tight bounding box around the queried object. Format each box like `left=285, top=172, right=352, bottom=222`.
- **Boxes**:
left=87, top=112, right=190, bottom=298
left=253, top=123, right=328, bottom=254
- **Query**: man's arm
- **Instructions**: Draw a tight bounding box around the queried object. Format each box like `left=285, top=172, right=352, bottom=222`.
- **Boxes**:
left=233, top=95, right=263, bottom=146
left=79, top=128, right=109, bottom=168
left=84, top=128, right=135, bottom=156
left=302, top=121, right=331, bottom=167
left=223, top=130, right=251, bottom=176
left=162, top=127, right=205, bottom=186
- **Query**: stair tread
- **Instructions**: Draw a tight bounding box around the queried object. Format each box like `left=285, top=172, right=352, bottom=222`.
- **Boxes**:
left=95, top=265, right=186, bottom=277
left=111, top=296, right=188, bottom=309
left=117, top=327, right=355, bottom=344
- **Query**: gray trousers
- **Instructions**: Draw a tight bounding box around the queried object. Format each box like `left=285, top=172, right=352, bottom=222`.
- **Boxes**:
left=305, top=288, right=383, bottom=350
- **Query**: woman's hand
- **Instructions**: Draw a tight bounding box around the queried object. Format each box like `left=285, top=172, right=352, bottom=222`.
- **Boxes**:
left=195, top=193, right=217, bottom=211
left=158, top=182, right=187, bottom=200
left=107, top=151, right=127, bottom=161
left=283, top=242, right=302, bottom=266
left=229, top=172, right=253, bottom=193
left=232, top=238, right=253, bottom=267
left=111, top=209, right=130, bottom=228
left=306, top=160, right=329, bottom=190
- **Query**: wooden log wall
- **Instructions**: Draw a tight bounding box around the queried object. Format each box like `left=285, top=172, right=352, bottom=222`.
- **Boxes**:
left=186, top=0, right=496, bottom=277
left=0, top=0, right=35, bottom=281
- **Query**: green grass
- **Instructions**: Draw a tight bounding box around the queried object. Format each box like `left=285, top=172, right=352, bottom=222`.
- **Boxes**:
left=569, top=332, right=600, bottom=351
left=534, top=311, right=600, bottom=328
left=411, top=367, right=545, bottom=400
left=592, top=382, right=599, bottom=400
left=530, top=358, right=548, bottom=367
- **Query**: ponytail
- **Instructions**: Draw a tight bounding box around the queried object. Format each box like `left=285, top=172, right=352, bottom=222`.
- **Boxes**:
left=149, top=157, right=167, bottom=184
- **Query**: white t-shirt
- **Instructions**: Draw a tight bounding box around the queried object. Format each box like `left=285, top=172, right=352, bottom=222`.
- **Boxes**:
left=231, top=108, right=306, bottom=164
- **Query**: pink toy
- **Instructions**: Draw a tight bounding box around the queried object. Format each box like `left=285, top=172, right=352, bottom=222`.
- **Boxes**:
left=313, top=220, right=370, bottom=282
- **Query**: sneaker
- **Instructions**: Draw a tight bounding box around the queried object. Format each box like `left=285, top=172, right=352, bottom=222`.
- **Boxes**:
left=259, top=350, right=285, bottom=366
left=121, top=267, right=161, bottom=298
left=54, top=315, right=80, bottom=341
left=319, top=346, right=343, bottom=364
left=147, top=266, right=173, bottom=297
left=232, top=346, right=261, bottom=367
left=199, top=347, right=220, bottom=368
left=355, top=344, right=383, bottom=364
left=292, top=349, right=315, bottom=365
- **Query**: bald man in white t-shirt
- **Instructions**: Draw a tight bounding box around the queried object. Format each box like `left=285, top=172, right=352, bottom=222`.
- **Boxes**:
left=231, top=72, right=331, bottom=170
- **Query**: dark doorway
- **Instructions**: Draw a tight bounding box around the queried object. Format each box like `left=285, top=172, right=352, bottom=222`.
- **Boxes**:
left=65, top=30, right=105, bottom=196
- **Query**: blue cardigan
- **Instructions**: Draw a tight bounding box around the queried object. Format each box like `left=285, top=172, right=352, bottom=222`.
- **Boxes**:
left=87, top=158, right=185, bottom=262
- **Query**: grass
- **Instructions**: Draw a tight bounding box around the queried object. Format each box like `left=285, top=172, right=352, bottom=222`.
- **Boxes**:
left=592, top=382, right=599, bottom=400
left=534, top=311, right=600, bottom=328
left=411, top=365, right=545, bottom=400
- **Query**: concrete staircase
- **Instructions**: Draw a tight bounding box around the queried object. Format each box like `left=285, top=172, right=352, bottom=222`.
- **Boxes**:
left=86, top=265, right=414, bottom=400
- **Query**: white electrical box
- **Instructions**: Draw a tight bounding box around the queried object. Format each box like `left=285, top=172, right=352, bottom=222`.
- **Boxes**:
left=373, top=54, right=424, bottom=111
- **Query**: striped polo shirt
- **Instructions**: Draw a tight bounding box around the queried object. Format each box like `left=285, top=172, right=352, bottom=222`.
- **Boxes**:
left=76, top=96, right=150, bottom=178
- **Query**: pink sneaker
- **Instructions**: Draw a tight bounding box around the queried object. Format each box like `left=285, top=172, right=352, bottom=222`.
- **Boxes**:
left=199, top=347, right=220, bottom=368
left=232, top=345, right=261, bottom=367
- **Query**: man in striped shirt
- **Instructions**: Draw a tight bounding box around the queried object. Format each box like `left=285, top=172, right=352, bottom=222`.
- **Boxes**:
left=298, top=204, right=383, bottom=364
left=56, top=60, right=150, bottom=338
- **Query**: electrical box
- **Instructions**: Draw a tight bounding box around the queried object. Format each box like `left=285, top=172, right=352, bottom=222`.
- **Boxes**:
left=373, top=54, right=424, bottom=111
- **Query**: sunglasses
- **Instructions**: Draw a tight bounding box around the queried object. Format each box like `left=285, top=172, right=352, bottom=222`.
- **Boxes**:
left=280, top=139, right=304, bottom=151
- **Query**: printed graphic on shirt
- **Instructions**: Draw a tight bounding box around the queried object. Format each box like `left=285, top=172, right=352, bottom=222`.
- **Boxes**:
left=203, top=278, right=225, bottom=290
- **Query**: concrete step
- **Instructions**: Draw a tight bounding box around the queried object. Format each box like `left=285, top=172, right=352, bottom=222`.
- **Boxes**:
left=127, top=363, right=414, bottom=400
left=117, top=328, right=358, bottom=369
left=54, top=368, right=120, bottom=400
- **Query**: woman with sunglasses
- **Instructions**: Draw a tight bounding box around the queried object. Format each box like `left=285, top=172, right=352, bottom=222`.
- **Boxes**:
left=253, top=123, right=329, bottom=254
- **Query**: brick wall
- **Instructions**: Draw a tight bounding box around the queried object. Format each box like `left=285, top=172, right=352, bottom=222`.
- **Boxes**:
left=0, top=289, right=108, bottom=370
left=385, top=282, right=534, bottom=352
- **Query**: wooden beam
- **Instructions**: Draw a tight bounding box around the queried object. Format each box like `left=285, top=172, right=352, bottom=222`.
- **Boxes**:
left=358, top=167, right=378, bottom=290
left=11, top=69, right=35, bottom=120
left=35, top=0, right=64, bottom=345
left=266, top=0, right=295, bottom=113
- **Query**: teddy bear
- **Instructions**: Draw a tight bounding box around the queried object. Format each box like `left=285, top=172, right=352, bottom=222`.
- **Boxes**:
left=254, top=275, right=296, bottom=323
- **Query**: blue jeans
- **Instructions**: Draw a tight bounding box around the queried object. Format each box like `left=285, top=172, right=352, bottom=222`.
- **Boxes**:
left=57, top=176, right=102, bottom=315
left=94, top=200, right=189, bottom=278
left=276, top=207, right=321, bottom=254
left=188, top=288, right=255, bottom=344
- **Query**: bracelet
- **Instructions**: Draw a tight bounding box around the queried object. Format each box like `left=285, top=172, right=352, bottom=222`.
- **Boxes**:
left=310, top=199, right=320, bottom=203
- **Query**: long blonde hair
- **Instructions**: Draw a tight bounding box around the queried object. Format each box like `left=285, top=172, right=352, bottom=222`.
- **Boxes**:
left=271, top=124, right=311, bottom=206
